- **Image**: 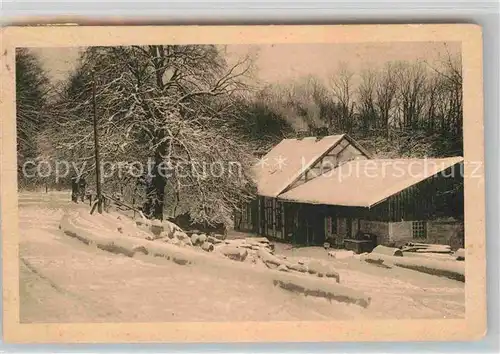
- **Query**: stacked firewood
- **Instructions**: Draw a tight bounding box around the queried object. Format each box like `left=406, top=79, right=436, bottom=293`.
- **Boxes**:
left=399, top=242, right=465, bottom=261
left=400, top=242, right=453, bottom=254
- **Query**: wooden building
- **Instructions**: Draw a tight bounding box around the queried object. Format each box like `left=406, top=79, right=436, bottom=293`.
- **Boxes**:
left=235, top=134, right=464, bottom=249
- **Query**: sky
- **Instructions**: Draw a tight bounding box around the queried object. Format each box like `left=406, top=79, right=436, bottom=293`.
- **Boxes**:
left=31, top=41, right=460, bottom=87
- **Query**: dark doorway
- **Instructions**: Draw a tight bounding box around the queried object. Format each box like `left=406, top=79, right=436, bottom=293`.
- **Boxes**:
left=346, top=217, right=353, bottom=238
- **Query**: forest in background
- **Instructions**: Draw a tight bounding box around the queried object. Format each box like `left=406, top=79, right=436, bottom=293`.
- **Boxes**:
left=15, top=45, right=463, bottom=224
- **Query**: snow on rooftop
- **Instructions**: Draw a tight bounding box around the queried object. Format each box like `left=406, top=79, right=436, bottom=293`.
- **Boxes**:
left=253, top=135, right=345, bottom=198
left=279, top=157, right=464, bottom=207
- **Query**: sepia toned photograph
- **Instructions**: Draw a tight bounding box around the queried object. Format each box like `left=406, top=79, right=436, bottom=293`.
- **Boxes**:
left=1, top=25, right=485, bottom=343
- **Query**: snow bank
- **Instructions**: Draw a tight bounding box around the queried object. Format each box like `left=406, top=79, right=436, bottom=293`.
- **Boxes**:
left=454, top=248, right=465, bottom=261
left=201, top=242, right=215, bottom=252
left=328, top=250, right=355, bottom=259
left=191, top=233, right=207, bottom=246
left=256, top=249, right=340, bottom=282
left=219, top=245, right=248, bottom=261
left=60, top=214, right=147, bottom=258
left=258, top=248, right=285, bottom=268
left=402, top=252, right=457, bottom=262
left=59, top=211, right=371, bottom=307
left=61, top=212, right=226, bottom=266
left=362, top=253, right=465, bottom=282
left=371, top=245, right=403, bottom=257
left=307, top=261, right=340, bottom=282
left=76, top=211, right=152, bottom=240
left=272, top=271, right=369, bottom=308
left=134, top=218, right=184, bottom=239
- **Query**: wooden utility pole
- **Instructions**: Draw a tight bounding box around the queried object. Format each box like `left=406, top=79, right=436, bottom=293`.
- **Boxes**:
left=92, top=69, right=103, bottom=214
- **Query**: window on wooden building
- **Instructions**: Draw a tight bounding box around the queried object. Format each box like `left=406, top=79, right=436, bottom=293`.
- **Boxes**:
left=412, top=221, right=427, bottom=239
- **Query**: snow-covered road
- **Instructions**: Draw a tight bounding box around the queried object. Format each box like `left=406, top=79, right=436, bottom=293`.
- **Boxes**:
left=19, top=191, right=464, bottom=323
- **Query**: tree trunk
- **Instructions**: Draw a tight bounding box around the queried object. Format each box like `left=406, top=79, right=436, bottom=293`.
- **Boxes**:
left=143, top=154, right=167, bottom=220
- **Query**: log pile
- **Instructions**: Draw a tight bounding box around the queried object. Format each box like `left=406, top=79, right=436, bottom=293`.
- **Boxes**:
left=371, top=245, right=403, bottom=257
left=164, top=232, right=342, bottom=283
left=328, top=250, right=355, bottom=259
left=59, top=211, right=373, bottom=307
left=67, top=210, right=344, bottom=285
left=219, top=245, right=248, bottom=262
left=400, top=242, right=453, bottom=254
left=201, top=242, right=215, bottom=252
left=273, top=272, right=370, bottom=307
left=362, top=248, right=465, bottom=282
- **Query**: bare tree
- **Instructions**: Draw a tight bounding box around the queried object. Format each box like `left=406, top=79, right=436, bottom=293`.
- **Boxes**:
left=434, top=53, right=463, bottom=137
left=374, top=62, right=397, bottom=138
left=357, top=69, right=378, bottom=134
left=329, top=65, right=356, bottom=132
left=16, top=48, right=50, bottom=186
left=393, top=61, right=428, bottom=130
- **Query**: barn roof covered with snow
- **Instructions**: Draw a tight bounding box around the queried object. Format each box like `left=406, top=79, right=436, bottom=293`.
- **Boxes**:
left=278, top=157, right=464, bottom=208
left=252, top=134, right=371, bottom=198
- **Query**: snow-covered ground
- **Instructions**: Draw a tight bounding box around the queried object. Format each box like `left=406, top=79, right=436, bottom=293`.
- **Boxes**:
left=19, top=191, right=464, bottom=323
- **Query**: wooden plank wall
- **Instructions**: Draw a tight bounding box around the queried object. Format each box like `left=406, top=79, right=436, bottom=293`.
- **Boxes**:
left=387, top=164, right=464, bottom=222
